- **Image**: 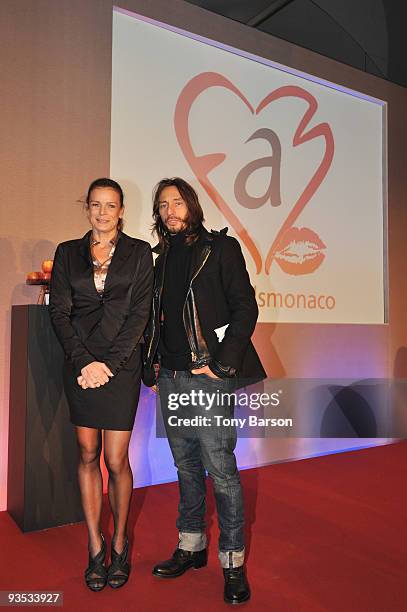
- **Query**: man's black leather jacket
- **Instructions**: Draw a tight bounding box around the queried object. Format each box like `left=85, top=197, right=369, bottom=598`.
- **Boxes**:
left=143, top=226, right=266, bottom=386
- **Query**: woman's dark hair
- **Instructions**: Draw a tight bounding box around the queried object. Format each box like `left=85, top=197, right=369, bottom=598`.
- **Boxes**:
left=86, top=177, right=125, bottom=232
left=152, top=177, right=204, bottom=246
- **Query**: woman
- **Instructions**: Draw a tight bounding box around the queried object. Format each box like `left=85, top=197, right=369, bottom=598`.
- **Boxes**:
left=49, top=178, right=153, bottom=591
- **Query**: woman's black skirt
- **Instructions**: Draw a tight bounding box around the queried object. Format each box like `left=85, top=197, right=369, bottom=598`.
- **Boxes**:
left=63, top=339, right=142, bottom=431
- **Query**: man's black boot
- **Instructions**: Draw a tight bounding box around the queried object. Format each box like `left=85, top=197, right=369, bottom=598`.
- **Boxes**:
left=152, top=548, right=207, bottom=578
left=223, top=565, right=251, bottom=605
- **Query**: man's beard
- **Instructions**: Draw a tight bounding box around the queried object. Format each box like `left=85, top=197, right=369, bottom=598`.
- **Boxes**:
left=165, top=219, right=188, bottom=234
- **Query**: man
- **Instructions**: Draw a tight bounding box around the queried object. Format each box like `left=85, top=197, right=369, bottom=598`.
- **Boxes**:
left=143, top=177, right=266, bottom=604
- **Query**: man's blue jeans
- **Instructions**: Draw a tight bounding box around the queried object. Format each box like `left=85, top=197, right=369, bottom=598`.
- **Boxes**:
left=158, top=367, right=245, bottom=553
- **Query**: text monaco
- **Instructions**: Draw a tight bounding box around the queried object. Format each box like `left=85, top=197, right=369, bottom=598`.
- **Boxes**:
left=255, top=288, right=336, bottom=310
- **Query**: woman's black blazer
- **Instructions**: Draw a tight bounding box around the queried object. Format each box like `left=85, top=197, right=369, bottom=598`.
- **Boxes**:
left=49, top=230, right=154, bottom=376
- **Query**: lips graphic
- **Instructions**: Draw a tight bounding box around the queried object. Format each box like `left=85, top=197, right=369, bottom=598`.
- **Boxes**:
left=274, top=227, right=326, bottom=275
left=174, top=72, right=334, bottom=275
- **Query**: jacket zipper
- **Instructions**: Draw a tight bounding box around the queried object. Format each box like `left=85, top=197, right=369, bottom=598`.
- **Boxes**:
left=146, top=291, right=156, bottom=360
left=183, top=248, right=211, bottom=363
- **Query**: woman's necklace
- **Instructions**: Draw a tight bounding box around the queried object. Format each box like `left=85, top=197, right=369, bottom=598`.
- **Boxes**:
left=91, top=234, right=117, bottom=267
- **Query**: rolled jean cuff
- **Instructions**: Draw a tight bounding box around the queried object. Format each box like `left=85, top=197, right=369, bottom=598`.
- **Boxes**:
left=178, top=531, right=207, bottom=552
left=218, top=548, right=245, bottom=568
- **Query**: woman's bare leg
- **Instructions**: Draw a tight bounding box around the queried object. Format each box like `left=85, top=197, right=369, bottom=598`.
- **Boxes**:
left=75, top=426, right=103, bottom=557
left=104, top=429, right=133, bottom=554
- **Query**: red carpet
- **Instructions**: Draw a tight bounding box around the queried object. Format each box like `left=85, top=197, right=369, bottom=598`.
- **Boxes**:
left=0, top=442, right=406, bottom=611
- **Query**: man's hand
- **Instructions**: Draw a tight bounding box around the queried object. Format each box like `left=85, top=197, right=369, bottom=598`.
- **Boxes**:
left=191, top=365, right=220, bottom=379
left=80, top=362, right=114, bottom=388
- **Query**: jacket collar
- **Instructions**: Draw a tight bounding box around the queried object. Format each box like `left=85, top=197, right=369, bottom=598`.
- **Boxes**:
left=79, top=229, right=134, bottom=255
left=78, top=230, right=135, bottom=288
left=187, top=228, right=213, bottom=285
left=153, top=226, right=216, bottom=287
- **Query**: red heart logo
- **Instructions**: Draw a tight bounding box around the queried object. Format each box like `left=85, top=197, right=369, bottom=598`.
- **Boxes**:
left=174, top=72, right=334, bottom=275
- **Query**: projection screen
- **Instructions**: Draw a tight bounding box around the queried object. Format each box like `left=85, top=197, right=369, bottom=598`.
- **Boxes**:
left=110, top=7, right=387, bottom=324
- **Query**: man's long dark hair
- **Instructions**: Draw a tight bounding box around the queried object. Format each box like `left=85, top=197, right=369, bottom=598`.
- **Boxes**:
left=152, top=177, right=204, bottom=247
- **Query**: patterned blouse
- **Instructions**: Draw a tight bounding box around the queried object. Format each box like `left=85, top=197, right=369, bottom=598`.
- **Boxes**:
left=90, top=233, right=118, bottom=294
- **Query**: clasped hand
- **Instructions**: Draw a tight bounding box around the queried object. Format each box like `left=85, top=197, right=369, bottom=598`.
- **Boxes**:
left=77, top=361, right=114, bottom=389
